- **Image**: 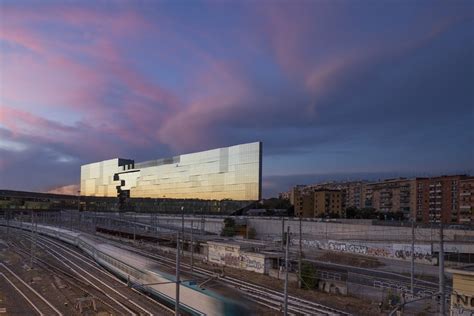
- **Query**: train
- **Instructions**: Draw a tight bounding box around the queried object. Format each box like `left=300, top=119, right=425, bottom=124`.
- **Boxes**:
left=2, top=221, right=250, bottom=316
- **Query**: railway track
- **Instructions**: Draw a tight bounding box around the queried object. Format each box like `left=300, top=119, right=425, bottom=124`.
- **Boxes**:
left=6, top=240, right=138, bottom=315
left=88, top=234, right=351, bottom=315
left=0, top=263, right=63, bottom=316
left=18, top=231, right=174, bottom=316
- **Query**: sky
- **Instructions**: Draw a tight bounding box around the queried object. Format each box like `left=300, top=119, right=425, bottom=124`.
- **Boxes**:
left=0, top=0, right=473, bottom=198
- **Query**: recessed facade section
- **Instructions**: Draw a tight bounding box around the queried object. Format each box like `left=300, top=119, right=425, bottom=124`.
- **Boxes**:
left=80, top=142, right=262, bottom=201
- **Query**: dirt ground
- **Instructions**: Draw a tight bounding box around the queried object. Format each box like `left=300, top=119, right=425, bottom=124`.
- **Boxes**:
left=201, top=261, right=381, bottom=315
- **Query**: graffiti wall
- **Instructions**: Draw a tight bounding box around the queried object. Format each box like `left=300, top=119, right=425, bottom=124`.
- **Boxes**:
left=293, top=239, right=435, bottom=264
left=240, top=252, right=267, bottom=274
left=207, top=242, right=269, bottom=274
left=207, top=242, right=241, bottom=268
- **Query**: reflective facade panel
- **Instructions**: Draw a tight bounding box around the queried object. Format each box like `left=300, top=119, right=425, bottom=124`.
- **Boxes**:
left=80, top=158, right=134, bottom=197
left=80, top=142, right=262, bottom=201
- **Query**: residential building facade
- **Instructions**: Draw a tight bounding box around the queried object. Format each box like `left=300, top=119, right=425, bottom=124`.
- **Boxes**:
left=313, top=190, right=343, bottom=217
left=459, top=177, right=474, bottom=225
left=292, top=187, right=343, bottom=218
left=289, top=174, right=474, bottom=224
left=414, top=175, right=466, bottom=224
left=367, top=178, right=414, bottom=218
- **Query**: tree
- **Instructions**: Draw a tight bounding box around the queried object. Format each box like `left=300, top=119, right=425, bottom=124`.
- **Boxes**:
left=247, top=227, right=256, bottom=239
left=261, top=198, right=292, bottom=210
left=220, top=217, right=236, bottom=237
left=359, top=207, right=378, bottom=219
left=381, top=211, right=405, bottom=221
left=345, top=206, right=357, bottom=218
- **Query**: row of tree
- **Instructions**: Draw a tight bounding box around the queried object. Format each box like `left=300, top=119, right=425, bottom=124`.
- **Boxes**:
left=344, top=207, right=405, bottom=220
left=260, top=198, right=407, bottom=221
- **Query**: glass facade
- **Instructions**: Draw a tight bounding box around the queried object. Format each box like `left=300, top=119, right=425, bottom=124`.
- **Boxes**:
left=80, top=142, right=262, bottom=201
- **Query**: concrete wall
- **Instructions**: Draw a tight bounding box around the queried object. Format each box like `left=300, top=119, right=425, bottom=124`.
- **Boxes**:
left=247, top=218, right=474, bottom=243
left=130, top=214, right=225, bottom=234
left=121, top=213, right=474, bottom=247
left=269, top=269, right=298, bottom=283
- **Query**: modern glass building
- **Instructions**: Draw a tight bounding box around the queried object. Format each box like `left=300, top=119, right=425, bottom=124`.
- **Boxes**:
left=80, top=142, right=262, bottom=202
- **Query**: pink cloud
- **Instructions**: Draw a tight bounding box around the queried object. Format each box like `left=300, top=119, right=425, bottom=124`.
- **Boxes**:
left=0, top=105, right=76, bottom=140
left=46, top=183, right=80, bottom=195
left=0, top=27, right=46, bottom=54
left=0, top=4, right=184, bottom=151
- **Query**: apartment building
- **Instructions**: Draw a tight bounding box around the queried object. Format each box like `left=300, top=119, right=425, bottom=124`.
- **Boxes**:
left=292, top=186, right=342, bottom=218
left=313, top=189, right=343, bottom=217
left=459, top=177, right=474, bottom=225
left=344, top=182, right=367, bottom=209
left=414, top=177, right=430, bottom=223
left=289, top=175, right=473, bottom=224
left=413, top=175, right=468, bottom=224
left=278, top=191, right=291, bottom=200
left=366, top=178, right=414, bottom=218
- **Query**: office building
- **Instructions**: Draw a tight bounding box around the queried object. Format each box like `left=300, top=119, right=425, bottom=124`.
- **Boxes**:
left=81, top=142, right=262, bottom=202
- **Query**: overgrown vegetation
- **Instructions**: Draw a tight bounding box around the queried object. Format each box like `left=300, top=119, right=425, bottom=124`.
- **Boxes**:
left=300, top=262, right=318, bottom=290
left=384, top=289, right=401, bottom=309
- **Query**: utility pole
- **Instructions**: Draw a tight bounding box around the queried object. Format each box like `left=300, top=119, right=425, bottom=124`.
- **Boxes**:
left=30, top=211, right=37, bottom=269
left=133, top=213, right=136, bottom=242
left=200, top=213, right=205, bottom=236
left=281, top=217, right=285, bottom=251
left=154, top=213, right=158, bottom=237
left=283, top=226, right=290, bottom=316
left=76, top=190, right=81, bottom=230
left=246, top=220, right=249, bottom=239
left=411, top=218, right=415, bottom=296
left=181, top=206, right=184, bottom=257
left=6, top=210, right=9, bottom=243
left=190, top=219, right=194, bottom=274
left=298, top=216, right=302, bottom=289
left=439, top=223, right=445, bottom=315
left=175, top=232, right=180, bottom=316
